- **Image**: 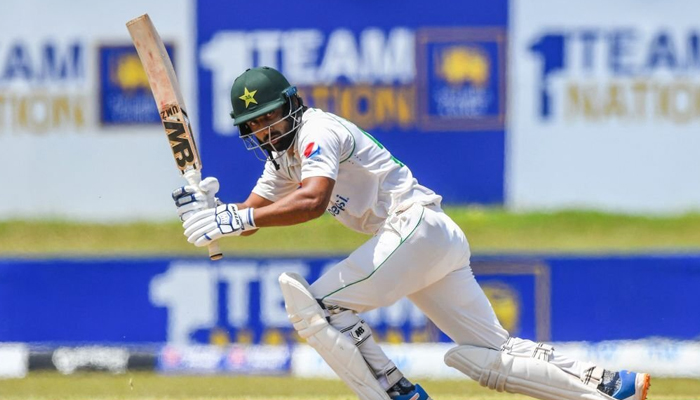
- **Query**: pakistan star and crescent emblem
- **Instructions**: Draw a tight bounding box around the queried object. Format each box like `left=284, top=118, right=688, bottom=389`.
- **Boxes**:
left=239, top=87, right=258, bottom=108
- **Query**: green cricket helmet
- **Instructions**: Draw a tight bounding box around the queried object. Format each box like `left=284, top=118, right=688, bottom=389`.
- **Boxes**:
left=229, top=67, right=304, bottom=160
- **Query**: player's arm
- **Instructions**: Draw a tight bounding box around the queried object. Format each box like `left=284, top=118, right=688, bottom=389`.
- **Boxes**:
left=236, top=192, right=274, bottom=209
left=182, top=177, right=333, bottom=247
left=252, top=176, right=334, bottom=227
left=182, top=123, right=341, bottom=246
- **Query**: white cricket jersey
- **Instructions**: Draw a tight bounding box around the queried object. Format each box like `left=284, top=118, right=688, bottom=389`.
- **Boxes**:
left=252, top=108, right=442, bottom=235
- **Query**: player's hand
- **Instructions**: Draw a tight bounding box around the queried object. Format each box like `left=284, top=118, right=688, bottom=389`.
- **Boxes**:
left=183, top=204, right=256, bottom=247
left=172, top=177, right=220, bottom=221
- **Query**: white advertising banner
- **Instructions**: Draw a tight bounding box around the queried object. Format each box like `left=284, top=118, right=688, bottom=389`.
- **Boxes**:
left=0, top=1, right=195, bottom=221
left=0, top=344, right=28, bottom=379
left=508, top=0, right=700, bottom=214
left=292, top=343, right=464, bottom=380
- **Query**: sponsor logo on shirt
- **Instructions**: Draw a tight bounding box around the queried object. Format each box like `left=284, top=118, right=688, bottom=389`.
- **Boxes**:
left=303, top=142, right=321, bottom=159
left=327, top=194, right=349, bottom=216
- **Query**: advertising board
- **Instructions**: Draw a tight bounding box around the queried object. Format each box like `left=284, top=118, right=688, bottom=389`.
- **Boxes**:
left=0, top=255, right=696, bottom=345
left=197, top=0, right=508, bottom=205
left=509, top=0, right=700, bottom=213
left=0, top=1, right=195, bottom=221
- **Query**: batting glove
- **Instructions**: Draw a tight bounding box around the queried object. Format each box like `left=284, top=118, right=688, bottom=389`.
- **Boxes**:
left=183, top=204, right=256, bottom=247
left=172, top=177, right=220, bottom=221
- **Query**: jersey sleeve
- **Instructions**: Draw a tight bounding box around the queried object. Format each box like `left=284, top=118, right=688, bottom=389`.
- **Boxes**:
left=251, top=160, right=299, bottom=202
left=298, top=121, right=347, bottom=181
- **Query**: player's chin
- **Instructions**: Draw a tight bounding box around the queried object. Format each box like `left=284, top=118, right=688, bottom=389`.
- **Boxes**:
left=270, top=135, right=281, bottom=145
left=272, top=135, right=295, bottom=152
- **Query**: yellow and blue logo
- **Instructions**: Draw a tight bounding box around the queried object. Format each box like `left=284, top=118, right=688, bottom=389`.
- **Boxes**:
left=471, top=261, right=552, bottom=342
left=416, top=28, right=505, bottom=131
left=99, top=44, right=176, bottom=125
left=482, top=282, right=521, bottom=335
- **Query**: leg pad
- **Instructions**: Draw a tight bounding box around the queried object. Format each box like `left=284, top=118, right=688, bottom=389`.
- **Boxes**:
left=279, top=272, right=390, bottom=400
left=445, top=344, right=610, bottom=400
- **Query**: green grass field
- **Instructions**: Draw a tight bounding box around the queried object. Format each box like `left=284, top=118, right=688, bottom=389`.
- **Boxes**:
left=0, top=373, right=696, bottom=400
left=3, top=208, right=700, bottom=256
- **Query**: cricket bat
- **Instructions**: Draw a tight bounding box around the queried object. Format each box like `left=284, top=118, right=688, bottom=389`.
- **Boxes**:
left=127, top=14, right=223, bottom=261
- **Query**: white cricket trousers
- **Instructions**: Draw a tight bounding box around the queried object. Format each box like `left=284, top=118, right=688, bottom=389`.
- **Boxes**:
left=310, top=203, right=595, bottom=385
left=310, top=202, right=509, bottom=349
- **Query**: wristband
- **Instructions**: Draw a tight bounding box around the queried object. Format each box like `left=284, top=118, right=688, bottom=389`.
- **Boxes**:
left=238, top=207, right=256, bottom=230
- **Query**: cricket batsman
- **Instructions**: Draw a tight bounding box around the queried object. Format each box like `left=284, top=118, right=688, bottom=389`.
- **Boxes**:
left=173, top=66, right=651, bottom=400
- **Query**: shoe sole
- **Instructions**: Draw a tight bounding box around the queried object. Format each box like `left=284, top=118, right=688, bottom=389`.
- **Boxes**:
left=637, top=373, right=651, bottom=400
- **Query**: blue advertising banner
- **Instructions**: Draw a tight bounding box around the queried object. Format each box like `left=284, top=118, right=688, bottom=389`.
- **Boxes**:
left=0, top=255, right=698, bottom=345
left=196, top=0, right=508, bottom=205
left=545, top=255, right=700, bottom=342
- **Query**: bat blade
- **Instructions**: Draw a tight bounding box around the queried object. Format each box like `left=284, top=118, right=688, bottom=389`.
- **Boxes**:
left=161, top=103, right=200, bottom=173
left=127, top=14, right=201, bottom=174
left=127, top=14, right=222, bottom=261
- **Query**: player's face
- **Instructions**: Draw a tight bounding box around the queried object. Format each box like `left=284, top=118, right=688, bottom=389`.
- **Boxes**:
left=237, top=96, right=303, bottom=159
left=246, top=106, right=291, bottom=147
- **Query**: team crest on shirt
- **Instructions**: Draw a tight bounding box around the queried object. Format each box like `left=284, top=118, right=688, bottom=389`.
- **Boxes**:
left=303, top=142, right=321, bottom=158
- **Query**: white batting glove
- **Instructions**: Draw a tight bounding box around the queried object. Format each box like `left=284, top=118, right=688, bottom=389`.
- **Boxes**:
left=183, top=204, right=256, bottom=247
left=171, top=177, right=220, bottom=221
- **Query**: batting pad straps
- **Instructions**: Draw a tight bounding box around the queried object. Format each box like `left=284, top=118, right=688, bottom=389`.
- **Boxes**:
left=501, top=336, right=554, bottom=361
left=329, top=309, right=404, bottom=391
left=533, top=342, right=554, bottom=361
left=340, top=319, right=372, bottom=346
left=582, top=366, right=606, bottom=389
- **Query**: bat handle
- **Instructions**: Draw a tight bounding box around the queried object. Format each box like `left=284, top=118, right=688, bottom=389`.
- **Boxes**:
left=184, top=169, right=223, bottom=261
left=207, top=241, right=223, bottom=261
